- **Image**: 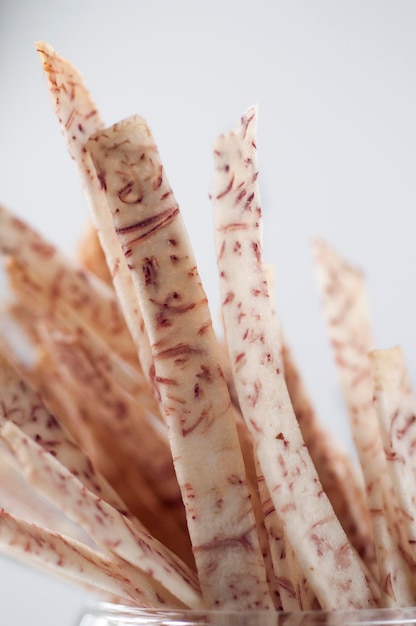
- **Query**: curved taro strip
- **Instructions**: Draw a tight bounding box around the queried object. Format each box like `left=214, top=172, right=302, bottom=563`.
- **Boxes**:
left=212, top=106, right=375, bottom=610
left=86, top=115, right=273, bottom=611
left=312, top=239, right=416, bottom=606
left=1, top=421, right=202, bottom=609
left=0, top=509, right=185, bottom=608
left=0, top=204, right=137, bottom=367
left=36, top=41, right=154, bottom=388
left=369, top=347, right=416, bottom=561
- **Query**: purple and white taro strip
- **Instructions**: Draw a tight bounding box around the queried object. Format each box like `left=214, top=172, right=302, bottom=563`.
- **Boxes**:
left=212, top=106, right=375, bottom=610
left=86, top=115, right=273, bottom=611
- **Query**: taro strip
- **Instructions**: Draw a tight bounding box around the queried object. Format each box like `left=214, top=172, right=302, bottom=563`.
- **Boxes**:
left=36, top=41, right=154, bottom=387
left=0, top=204, right=137, bottom=366
left=1, top=420, right=202, bottom=609
left=0, top=509, right=184, bottom=608
left=312, top=238, right=416, bottom=606
left=86, top=115, right=273, bottom=611
left=369, top=347, right=416, bottom=560
left=212, top=106, right=375, bottom=609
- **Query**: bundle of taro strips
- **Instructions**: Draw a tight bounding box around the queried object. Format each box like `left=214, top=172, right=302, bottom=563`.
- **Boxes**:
left=0, top=42, right=415, bottom=612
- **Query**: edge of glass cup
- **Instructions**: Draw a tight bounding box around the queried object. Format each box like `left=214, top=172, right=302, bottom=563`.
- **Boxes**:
left=78, top=602, right=416, bottom=626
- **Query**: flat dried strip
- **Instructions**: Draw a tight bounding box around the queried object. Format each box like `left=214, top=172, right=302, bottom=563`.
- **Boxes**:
left=36, top=41, right=154, bottom=385
left=212, top=106, right=375, bottom=609
left=86, top=115, right=273, bottom=611
left=313, top=239, right=416, bottom=606
left=0, top=204, right=136, bottom=366
left=0, top=509, right=184, bottom=608
left=2, top=421, right=202, bottom=609
left=369, top=347, right=416, bottom=561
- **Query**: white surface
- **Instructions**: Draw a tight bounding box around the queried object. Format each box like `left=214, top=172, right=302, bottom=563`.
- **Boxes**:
left=1, top=1, right=416, bottom=624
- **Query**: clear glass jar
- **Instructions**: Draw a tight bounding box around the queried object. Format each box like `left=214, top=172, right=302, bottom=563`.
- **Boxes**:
left=78, top=603, right=416, bottom=626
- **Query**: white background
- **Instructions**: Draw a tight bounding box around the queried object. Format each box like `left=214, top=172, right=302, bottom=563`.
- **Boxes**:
left=1, top=1, right=416, bottom=624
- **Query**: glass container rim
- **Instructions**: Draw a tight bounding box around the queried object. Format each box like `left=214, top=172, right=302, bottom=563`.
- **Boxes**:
left=80, top=601, right=416, bottom=626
